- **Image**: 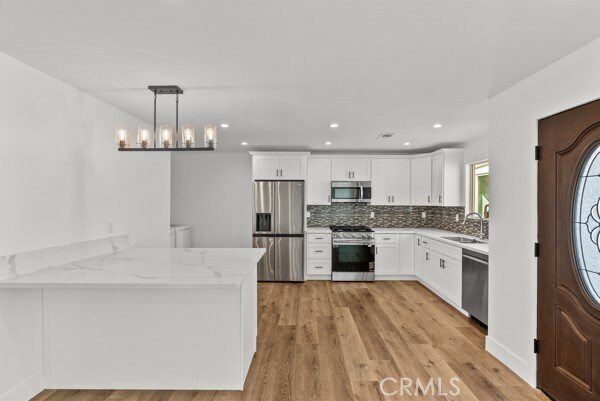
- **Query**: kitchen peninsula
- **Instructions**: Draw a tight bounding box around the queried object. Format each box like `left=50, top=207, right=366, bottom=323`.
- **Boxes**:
left=0, top=236, right=265, bottom=393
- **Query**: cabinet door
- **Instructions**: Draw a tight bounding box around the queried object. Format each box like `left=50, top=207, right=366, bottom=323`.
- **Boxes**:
left=421, top=248, right=433, bottom=284
left=375, top=243, right=400, bottom=276
left=331, top=159, right=351, bottom=180
left=371, top=160, right=390, bottom=205
left=307, top=159, right=331, bottom=205
left=414, top=236, right=423, bottom=278
left=399, top=234, right=415, bottom=275
left=410, top=156, right=432, bottom=206
left=279, top=156, right=306, bottom=180
left=350, top=159, right=371, bottom=181
left=389, top=159, right=411, bottom=205
left=253, top=156, right=279, bottom=180
left=428, top=251, right=444, bottom=293
left=440, top=256, right=462, bottom=306
left=432, top=153, right=444, bottom=206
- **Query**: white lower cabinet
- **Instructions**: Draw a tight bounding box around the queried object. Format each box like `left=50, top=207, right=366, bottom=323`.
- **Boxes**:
left=306, top=233, right=332, bottom=276
left=307, top=259, right=331, bottom=275
left=414, top=235, right=423, bottom=278
left=419, top=239, right=462, bottom=308
left=375, top=233, right=414, bottom=277
left=375, top=242, right=401, bottom=276
left=399, top=234, right=415, bottom=275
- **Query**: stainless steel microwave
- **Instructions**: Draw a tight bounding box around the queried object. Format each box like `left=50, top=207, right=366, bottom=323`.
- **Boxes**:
left=331, top=181, right=371, bottom=203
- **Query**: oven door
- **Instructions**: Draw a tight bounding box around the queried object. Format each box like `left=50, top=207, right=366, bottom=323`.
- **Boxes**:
left=332, top=243, right=375, bottom=281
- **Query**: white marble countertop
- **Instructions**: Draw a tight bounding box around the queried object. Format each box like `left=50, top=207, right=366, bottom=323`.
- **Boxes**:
left=372, top=227, right=489, bottom=254
left=305, top=227, right=332, bottom=234
left=0, top=248, right=266, bottom=289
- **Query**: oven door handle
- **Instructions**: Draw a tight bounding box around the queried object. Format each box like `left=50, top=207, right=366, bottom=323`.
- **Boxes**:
left=359, top=185, right=363, bottom=201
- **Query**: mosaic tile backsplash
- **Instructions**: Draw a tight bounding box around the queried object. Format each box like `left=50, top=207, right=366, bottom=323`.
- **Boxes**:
left=307, top=204, right=489, bottom=239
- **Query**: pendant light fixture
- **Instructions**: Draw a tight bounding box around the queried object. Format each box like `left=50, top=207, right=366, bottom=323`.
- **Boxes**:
left=116, top=85, right=217, bottom=151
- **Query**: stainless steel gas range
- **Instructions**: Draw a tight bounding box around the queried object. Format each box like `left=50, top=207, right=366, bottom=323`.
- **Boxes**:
left=330, top=225, right=375, bottom=282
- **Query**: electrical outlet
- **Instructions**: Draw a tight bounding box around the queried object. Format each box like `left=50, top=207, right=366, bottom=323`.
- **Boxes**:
left=306, top=211, right=311, bottom=218
left=108, top=222, right=114, bottom=234
left=370, top=212, right=375, bottom=218
left=421, top=212, right=426, bottom=218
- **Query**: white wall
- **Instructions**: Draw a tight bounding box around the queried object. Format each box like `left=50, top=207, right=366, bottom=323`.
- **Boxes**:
left=487, top=37, right=600, bottom=386
left=171, top=152, right=252, bottom=248
left=462, top=136, right=489, bottom=165
left=0, top=51, right=170, bottom=399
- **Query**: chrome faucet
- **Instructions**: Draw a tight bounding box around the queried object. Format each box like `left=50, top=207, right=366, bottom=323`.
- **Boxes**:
left=463, top=212, right=485, bottom=239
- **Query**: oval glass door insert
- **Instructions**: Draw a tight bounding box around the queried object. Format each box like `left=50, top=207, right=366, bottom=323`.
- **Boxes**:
left=573, top=142, right=600, bottom=305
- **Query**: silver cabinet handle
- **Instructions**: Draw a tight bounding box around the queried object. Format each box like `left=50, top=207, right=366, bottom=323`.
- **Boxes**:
left=428, top=195, right=431, bottom=203
left=439, top=195, right=442, bottom=204
left=376, top=246, right=378, bottom=254
left=280, top=169, right=283, bottom=177
left=315, top=250, right=323, bottom=253
left=315, top=237, right=324, bottom=240
left=383, top=238, right=391, bottom=240
left=315, top=266, right=323, bottom=269
left=417, top=238, right=420, bottom=246
left=425, top=252, right=429, bottom=261
left=392, top=195, right=394, bottom=202
left=422, top=240, right=428, bottom=244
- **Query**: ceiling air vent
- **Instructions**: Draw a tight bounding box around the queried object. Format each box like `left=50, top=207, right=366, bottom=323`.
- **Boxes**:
left=378, top=133, right=394, bottom=139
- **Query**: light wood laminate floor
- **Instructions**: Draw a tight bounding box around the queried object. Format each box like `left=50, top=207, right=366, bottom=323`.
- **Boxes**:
left=33, top=281, right=548, bottom=401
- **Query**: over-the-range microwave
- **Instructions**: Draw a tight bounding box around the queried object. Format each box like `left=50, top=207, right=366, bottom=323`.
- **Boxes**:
left=331, top=181, right=371, bottom=203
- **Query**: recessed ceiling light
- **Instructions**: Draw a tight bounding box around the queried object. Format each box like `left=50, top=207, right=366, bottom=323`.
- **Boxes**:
left=241, top=142, right=248, bottom=146
left=325, top=141, right=332, bottom=145
left=432, top=123, right=443, bottom=129
left=329, top=123, right=339, bottom=129
left=404, top=142, right=411, bottom=146
left=220, top=123, right=230, bottom=128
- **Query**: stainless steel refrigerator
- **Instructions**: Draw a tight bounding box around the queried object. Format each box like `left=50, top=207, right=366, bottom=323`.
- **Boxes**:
left=252, top=181, right=304, bottom=282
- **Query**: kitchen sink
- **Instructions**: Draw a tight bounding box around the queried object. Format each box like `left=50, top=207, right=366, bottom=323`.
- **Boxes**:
left=442, top=236, right=486, bottom=244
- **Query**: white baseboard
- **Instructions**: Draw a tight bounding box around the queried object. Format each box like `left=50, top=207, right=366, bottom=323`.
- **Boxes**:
left=375, top=275, right=417, bottom=281
left=0, top=371, right=44, bottom=401
left=485, top=335, right=536, bottom=387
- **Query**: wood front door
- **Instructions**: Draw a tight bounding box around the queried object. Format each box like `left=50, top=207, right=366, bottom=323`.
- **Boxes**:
left=538, top=100, right=600, bottom=401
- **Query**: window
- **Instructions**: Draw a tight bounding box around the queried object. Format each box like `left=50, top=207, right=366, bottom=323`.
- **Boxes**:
left=469, top=160, right=489, bottom=219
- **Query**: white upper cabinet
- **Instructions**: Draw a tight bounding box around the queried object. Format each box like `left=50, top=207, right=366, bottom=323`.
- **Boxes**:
left=279, top=155, right=306, bottom=180
left=307, top=158, right=332, bottom=205
left=331, top=159, right=371, bottom=181
left=253, top=155, right=279, bottom=180
left=389, top=159, right=411, bottom=205
left=371, top=159, right=390, bottom=205
left=371, top=159, right=411, bottom=205
left=251, top=152, right=309, bottom=180
left=431, top=149, right=464, bottom=206
left=410, top=155, right=433, bottom=206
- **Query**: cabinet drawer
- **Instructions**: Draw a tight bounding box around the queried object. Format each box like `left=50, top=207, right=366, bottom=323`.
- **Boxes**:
left=307, top=234, right=331, bottom=244
left=307, top=259, right=331, bottom=275
left=375, top=234, right=400, bottom=244
left=307, top=244, right=332, bottom=258
left=420, top=238, right=462, bottom=261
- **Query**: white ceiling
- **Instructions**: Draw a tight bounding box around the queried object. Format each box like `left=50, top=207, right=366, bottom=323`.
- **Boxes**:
left=2, top=0, right=600, bottom=152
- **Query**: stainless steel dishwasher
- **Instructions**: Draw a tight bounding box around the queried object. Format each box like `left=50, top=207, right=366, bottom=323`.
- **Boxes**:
left=462, top=249, right=489, bottom=325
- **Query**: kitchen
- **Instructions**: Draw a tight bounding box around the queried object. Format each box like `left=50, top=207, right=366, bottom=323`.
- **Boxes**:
left=2, top=1, right=600, bottom=401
